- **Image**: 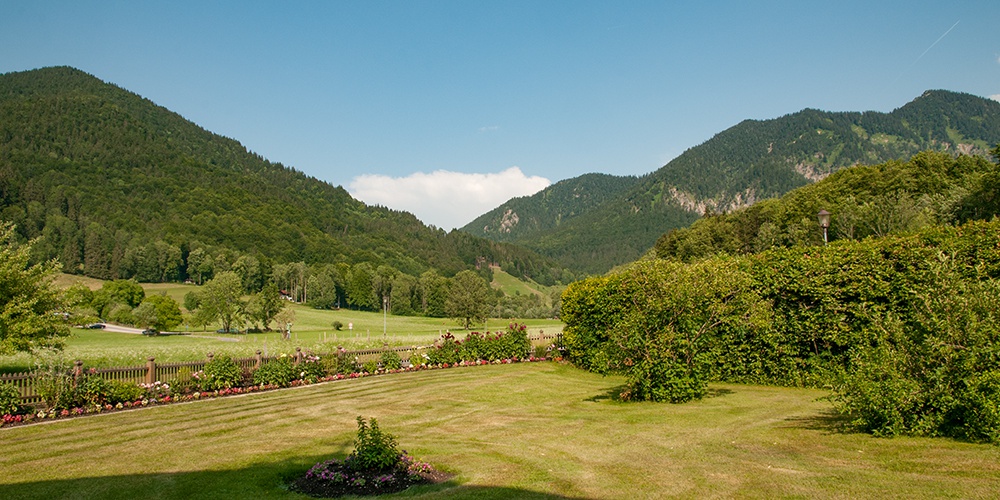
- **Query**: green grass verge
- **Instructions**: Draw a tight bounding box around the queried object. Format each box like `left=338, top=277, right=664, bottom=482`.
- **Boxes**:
left=2, top=362, right=998, bottom=499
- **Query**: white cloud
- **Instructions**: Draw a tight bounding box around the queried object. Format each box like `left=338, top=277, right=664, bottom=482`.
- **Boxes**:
left=348, top=167, right=551, bottom=230
left=991, top=94, right=1000, bottom=103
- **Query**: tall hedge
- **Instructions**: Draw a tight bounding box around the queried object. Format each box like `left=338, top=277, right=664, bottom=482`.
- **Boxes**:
left=561, top=219, right=1000, bottom=443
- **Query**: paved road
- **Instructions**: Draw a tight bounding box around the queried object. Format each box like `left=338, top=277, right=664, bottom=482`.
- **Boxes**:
left=97, top=323, right=143, bottom=334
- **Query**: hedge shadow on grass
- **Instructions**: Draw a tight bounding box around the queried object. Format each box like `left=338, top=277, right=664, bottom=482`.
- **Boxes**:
left=0, top=451, right=590, bottom=500
left=781, top=407, right=853, bottom=435
left=584, top=385, right=735, bottom=403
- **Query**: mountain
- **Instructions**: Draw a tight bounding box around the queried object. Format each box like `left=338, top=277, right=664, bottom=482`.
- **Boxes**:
left=0, top=66, right=569, bottom=286
left=462, top=173, right=640, bottom=242
left=655, top=150, right=1000, bottom=261
left=462, top=90, right=1000, bottom=274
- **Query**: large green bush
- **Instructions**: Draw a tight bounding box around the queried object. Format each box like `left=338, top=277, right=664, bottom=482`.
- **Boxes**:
left=562, top=218, right=1000, bottom=442
left=831, top=265, right=1000, bottom=443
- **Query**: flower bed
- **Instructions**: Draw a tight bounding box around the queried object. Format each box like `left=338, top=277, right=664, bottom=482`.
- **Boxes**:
left=290, top=416, right=453, bottom=498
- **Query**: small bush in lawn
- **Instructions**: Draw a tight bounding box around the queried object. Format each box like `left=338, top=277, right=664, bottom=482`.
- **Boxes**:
left=201, top=355, right=242, bottom=391
left=0, top=383, right=22, bottom=415
left=349, top=416, right=399, bottom=472
left=292, top=416, right=447, bottom=497
left=332, top=321, right=343, bottom=331
left=253, top=357, right=297, bottom=387
left=380, top=350, right=402, bottom=371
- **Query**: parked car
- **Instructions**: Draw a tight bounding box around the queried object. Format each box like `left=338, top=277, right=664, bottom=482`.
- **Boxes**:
left=85, top=323, right=106, bottom=329
left=216, top=328, right=241, bottom=334
left=141, top=329, right=159, bottom=336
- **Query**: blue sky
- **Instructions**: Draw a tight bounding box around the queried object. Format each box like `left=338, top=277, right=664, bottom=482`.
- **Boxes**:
left=3, top=1, right=999, bottom=229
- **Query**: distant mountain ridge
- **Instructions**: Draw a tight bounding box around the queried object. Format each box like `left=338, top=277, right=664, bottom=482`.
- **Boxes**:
left=462, top=90, right=1000, bottom=274
left=0, top=66, right=568, bottom=285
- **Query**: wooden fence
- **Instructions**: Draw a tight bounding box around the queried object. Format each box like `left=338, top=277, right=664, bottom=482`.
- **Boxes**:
left=0, top=334, right=561, bottom=407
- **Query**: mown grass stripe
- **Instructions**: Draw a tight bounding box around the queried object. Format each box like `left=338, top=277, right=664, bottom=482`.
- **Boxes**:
left=3, top=363, right=1000, bottom=499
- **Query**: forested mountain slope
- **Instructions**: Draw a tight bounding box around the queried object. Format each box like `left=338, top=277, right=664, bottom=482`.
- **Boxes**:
left=462, top=173, right=640, bottom=242
left=463, top=90, right=1000, bottom=275
left=0, top=67, right=568, bottom=285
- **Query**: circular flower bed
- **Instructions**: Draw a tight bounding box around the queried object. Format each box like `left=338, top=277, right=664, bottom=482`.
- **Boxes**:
left=291, top=416, right=452, bottom=498
left=291, top=452, right=451, bottom=497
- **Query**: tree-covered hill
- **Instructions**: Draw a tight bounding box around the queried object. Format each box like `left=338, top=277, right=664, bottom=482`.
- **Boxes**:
left=461, top=173, right=640, bottom=242
left=463, top=90, right=1000, bottom=275
left=654, top=149, right=1000, bottom=261
left=0, top=66, right=568, bottom=286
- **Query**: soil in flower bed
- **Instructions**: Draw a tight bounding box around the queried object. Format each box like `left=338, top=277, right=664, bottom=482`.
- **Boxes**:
left=290, top=454, right=453, bottom=498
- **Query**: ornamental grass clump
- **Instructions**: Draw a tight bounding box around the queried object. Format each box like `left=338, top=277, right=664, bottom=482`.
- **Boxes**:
left=292, top=416, right=449, bottom=497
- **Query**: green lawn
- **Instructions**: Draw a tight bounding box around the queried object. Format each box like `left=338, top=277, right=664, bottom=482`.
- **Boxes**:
left=0, top=300, right=563, bottom=373
left=2, top=362, right=998, bottom=499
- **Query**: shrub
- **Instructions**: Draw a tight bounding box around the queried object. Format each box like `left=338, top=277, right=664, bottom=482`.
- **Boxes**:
left=0, top=383, right=21, bottom=415
left=499, top=322, right=531, bottom=360
left=533, top=345, right=549, bottom=359
left=380, top=350, right=402, bottom=371
left=299, top=355, right=325, bottom=381
left=458, top=332, right=484, bottom=361
left=332, top=321, right=343, bottom=331
left=830, top=263, right=1000, bottom=443
left=170, top=367, right=199, bottom=394
left=293, top=418, right=441, bottom=497
left=78, top=375, right=112, bottom=405
left=105, top=379, right=145, bottom=404
left=426, top=333, right=459, bottom=365
left=408, top=349, right=427, bottom=368
left=32, top=362, right=81, bottom=411
left=201, top=355, right=242, bottom=391
left=322, top=351, right=355, bottom=375
left=348, top=416, right=400, bottom=472
left=253, top=357, right=297, bottom=387
left=362, top=360, right=378, bottom=374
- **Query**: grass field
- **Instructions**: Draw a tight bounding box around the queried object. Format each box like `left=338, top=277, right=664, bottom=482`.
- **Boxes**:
left=2, top=362, right=998, bottom=499
left=490, top=267, right=562, bottom=307
left=1, top=297, right=564, bottom=373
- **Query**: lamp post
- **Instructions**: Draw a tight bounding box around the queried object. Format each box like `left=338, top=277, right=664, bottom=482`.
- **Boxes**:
left=817, top=209, right=831, bottom=245
left=383, top=295, right=388, bottom=338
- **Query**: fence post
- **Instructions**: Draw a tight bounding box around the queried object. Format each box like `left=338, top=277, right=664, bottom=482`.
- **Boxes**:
left=146, top=357, right=156, bottom=385
left=255, top=350, right=263, bottom=370
left=294, top=347, right=303, bottom=365
left=207, top=352, right=214, bottom=363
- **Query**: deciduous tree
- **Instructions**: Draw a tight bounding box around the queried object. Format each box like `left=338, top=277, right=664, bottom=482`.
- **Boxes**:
left=445, top=270, right=495, bottom=330
left=0, top=222, right=69, bottom=354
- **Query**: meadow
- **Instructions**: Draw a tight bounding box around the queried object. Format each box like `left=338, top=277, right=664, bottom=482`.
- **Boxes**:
left=1, top=276, right=563, bottom=373
left=2, top=361, right=999, bottom=499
